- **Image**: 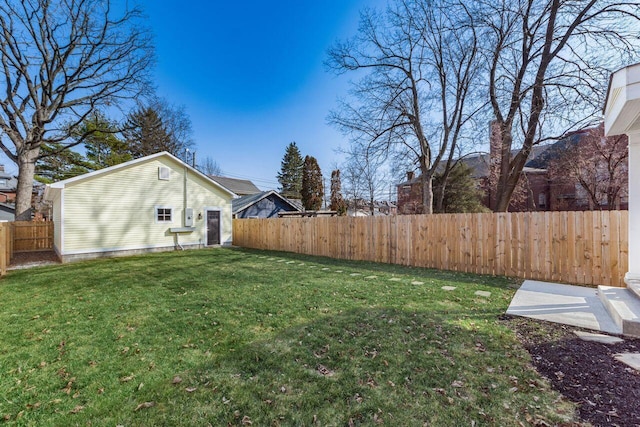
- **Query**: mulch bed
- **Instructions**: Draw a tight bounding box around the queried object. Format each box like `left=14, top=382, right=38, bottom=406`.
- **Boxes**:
left=505, top=315, right=640, bottom=426
left=9, top=251, right=60, bottom=269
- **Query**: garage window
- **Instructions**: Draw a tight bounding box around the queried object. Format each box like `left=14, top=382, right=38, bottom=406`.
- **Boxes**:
left=155, top=206, right=172, bottom=223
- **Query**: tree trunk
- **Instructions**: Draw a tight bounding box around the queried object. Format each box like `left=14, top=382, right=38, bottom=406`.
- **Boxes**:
left=15, top=148, right=40, bottom=221
left=493, top=123, right=514, bottom=212
left=421, top=173, right=433, bottom=214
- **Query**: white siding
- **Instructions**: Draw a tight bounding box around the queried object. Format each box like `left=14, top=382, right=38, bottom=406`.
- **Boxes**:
left=59, top=156, right=232, bottom=255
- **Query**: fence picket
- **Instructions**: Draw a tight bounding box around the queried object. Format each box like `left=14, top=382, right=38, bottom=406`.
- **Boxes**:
left=232, top=211, right=629, bottom=287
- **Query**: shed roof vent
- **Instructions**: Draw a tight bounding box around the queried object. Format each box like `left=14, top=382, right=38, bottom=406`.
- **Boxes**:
left=158, top=167, right=170, bottom=180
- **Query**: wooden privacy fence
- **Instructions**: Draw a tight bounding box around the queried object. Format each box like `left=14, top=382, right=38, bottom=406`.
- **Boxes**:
left=0, top=221, right=54, bottom=276
left=0, top=222, right=10, bottom=276
left=233, top=211, right=629, bottom=287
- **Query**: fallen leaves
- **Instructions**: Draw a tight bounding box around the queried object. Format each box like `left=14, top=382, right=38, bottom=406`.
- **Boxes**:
left=134, top=401, right=155, bottom=411
left=70, top=405, right=84, bottom=414
left=313, top=344, right=329, bottom=358
left=316, top=364, right=334, bottom=377
left=62, top=378, right=76, bottom=394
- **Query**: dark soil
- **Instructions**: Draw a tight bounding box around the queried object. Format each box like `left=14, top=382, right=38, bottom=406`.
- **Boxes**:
left=505, top=315, right=640, bottom=427
left=9, top=250, right=59, bottom=269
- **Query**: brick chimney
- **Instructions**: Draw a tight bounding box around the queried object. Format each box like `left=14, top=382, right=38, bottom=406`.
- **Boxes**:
left=406, top=171, right=414, bottom=181
left=489, top=120, right=502, bottom=165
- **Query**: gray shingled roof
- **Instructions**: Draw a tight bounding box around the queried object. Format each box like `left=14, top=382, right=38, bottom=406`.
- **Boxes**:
left=0, top=168, right=17, bottom=192
left=208, top=175, right=261, bottom=196
left=0, top=202, right=15, bottom=221
left=232, top=190, right=301, bottom=214
left=397, top=145, right=552, bottom=186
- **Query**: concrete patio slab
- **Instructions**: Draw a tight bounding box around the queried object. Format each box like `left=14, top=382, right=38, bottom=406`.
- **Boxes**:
left=614, top=353, right=640, bottom=371
left=507, top=280, right=621, bottom=335
left=475, top=290, right=491, bottom=298
left=573, top=331, right=624, bottom=344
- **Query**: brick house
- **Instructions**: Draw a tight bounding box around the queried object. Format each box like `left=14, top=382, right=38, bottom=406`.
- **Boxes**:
left=396, top=123, right=628, bottom=213
left=0, top=165, right=17, bottom=204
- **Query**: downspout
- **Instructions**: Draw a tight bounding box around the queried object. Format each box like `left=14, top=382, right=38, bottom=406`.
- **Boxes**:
left=175, top=156, right=188, bottom=251
left=184, top=157, right=188, bottom=224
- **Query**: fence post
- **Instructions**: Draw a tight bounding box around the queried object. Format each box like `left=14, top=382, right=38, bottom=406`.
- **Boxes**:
left=0, top=223, right=7, bottom=276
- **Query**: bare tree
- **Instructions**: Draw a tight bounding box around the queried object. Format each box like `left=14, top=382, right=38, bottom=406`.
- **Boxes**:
left=153, top=98, right=195, bottom=162
left=327, top=0, right=483, bottom=214
left=480, top=0, right=640, bottom=211
left=341, top=145, right=390, bottom=214
left=548, top=124, right=628, bottom=210
left=0, top=0, right=153, bottom=219
left=341, top=157, right=366, bottom=210
left=197, top=156, right=222, bottom=176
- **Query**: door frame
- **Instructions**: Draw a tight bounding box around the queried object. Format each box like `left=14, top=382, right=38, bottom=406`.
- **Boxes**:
left=204, top=207, right=222, bottom=246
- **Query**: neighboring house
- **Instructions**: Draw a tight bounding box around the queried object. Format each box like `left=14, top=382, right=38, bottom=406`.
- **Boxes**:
left=346, top=199, right=397, bottom=216
left=0, top=165, right=18, bottom=203
left=233, top=190, right=301, bottom=219
left=0, top=202, right=15, bottom=221
left=208, top=175, right=261, bottom=196
left=397, top=123, right=628, bottom=213
left=44, top=152, right=235, bottom=263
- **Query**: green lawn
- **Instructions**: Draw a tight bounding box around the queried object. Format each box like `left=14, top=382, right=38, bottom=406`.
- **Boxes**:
left=0, top=248, right=576, bottom=426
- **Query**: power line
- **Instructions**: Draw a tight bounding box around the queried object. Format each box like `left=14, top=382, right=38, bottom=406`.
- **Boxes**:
left=218, top=170, right=280, bottom=188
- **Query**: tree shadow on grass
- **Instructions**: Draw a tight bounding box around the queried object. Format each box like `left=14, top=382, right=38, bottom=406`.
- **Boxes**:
left=141, top=306, right=565, bottom=427
left=234, top=247, right=520, bottom=291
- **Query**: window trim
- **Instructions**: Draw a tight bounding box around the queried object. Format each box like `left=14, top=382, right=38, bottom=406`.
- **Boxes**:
left=155, top=205, right=173, bottom=223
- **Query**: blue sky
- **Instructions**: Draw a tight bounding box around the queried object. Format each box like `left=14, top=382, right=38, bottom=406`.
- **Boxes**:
left=0, top=1, right=385, bottom=190
left=137, top=0, right=385, bottom=189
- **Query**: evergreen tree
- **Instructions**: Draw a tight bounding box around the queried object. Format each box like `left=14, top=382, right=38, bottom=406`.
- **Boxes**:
left=301, top=155, right=323, bottom=210
left=329, top=169, right=347, bottom=215
left=433, top=163, right=487, bottom=213
left=122, top=99, right=194, bottom=161
left=78, top=112, right=132, bottom=170
left=35, top=143, right=91, bottom=183
left=122, top=106, right=175, bottom=158
left=276, top=142, right=304, bottom=198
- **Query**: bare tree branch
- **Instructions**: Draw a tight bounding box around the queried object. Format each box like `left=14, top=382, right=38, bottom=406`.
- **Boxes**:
left=0, top=0, right=154, bottom=219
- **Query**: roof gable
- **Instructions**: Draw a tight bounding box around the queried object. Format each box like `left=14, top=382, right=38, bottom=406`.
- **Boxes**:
left=232, top=190, right=301, bottom=214
left=45, top=152, right=236, bottom=198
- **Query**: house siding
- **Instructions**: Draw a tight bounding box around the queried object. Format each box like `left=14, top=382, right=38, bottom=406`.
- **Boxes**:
left=58, top=156, right=232, bottom=257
